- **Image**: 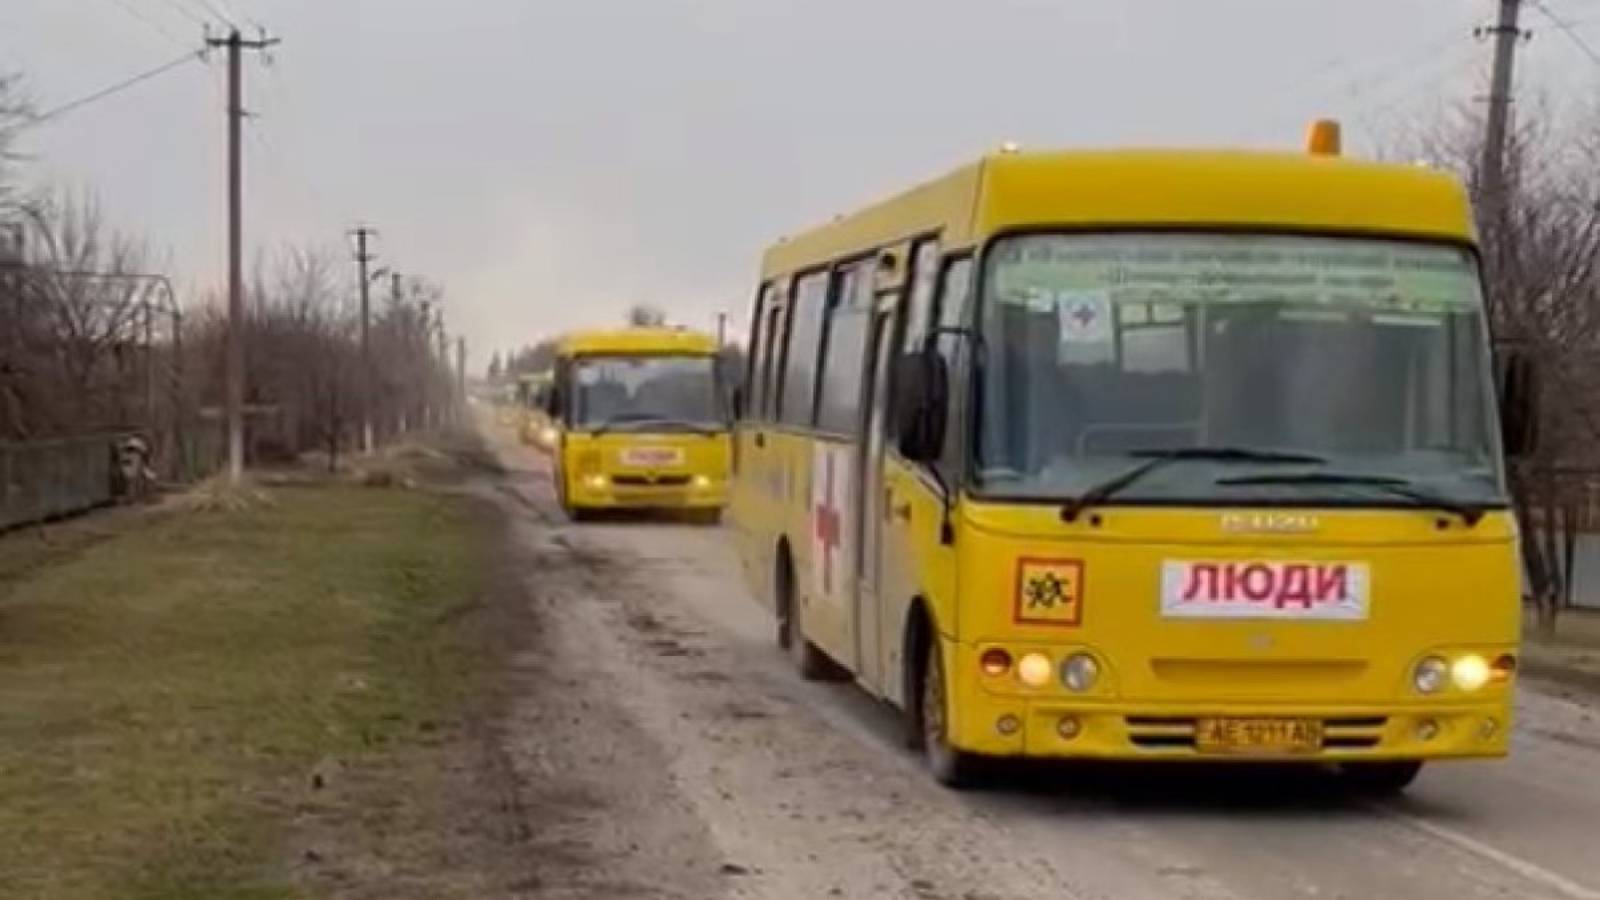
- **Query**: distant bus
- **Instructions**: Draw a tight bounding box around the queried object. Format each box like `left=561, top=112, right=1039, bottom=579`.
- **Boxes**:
left=729, top=123, right=1526, bottom=791
left=543, top=327, right=731, bottom=522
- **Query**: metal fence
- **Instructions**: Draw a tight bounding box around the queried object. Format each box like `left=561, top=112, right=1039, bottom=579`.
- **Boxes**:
left=0, top=434, right=125, bottom=530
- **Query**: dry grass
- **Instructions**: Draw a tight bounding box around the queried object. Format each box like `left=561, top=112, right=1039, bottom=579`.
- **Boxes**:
left=171, top=476, right=278, bottom=513
left=0, top=484, right=488, bottom=900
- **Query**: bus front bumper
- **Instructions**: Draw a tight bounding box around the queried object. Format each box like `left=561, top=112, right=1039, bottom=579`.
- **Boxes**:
left=946, top=647, right=1512, bottom=763
left=567, top=475, right=727, bottom=510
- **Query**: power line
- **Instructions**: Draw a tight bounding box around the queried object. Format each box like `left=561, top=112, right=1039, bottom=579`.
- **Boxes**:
left=191, top=0, right=239, bottom=29
left=14, top=50, right=204, bottom=131
left=159, top=0, right=207, bottom=28
left=104, top=0, right=188, bottom=48
left=1529, top=0, right=1600, bottom=68
left=1247, top=13, right=1482, bottom=144
left=213, top=0, right=258, bottom=30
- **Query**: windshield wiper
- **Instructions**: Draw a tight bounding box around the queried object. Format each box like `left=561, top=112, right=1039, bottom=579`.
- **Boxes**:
left=1215, top=471, right=1486, bottom=526
left=591, top=415, right=716, bottom=436
left=1059, top=447, right=1326, bottom=522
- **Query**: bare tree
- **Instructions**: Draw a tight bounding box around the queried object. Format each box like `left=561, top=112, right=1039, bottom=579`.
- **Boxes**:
left=1413, top=103, right=1600, bottom=630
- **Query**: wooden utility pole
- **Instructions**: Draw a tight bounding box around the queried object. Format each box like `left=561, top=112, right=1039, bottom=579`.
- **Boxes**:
left=1477, top=0, right=1526, bottom=229
left=456, top=335, right=466, bottom=407
left=350, top=225, right=377, bottom=453
left=209, top=28, right=279, bottom=485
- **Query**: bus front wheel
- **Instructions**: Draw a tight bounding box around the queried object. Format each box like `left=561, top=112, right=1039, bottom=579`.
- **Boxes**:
left=921, top=636, right=983, bottom=789
left=1339, top=761, right=1423, bottom=795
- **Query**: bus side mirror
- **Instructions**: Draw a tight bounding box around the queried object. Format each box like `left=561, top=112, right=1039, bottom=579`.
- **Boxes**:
left=730, top=386, right=746, bottom=421
left=894, top=348, right=948, bottom=463
left=1498, top=351, right=1540, bottom=458
left=536, top=385, right=558, bottom=418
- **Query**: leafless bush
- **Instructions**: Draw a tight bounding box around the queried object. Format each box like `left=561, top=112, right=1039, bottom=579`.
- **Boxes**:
left=1413, top=104, right=1600, bottom=628
left=2, top=191, right=165, bottom=441
left=177, top=246, right=454, bottom=472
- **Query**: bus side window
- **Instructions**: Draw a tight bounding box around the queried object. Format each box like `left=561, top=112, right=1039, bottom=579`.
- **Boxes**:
left=902, top=239, right=940, bottom=353
left=935, top=256, right=975, bottom=472
left=780, top=271, right=829, bottom=427
left=747, top=283, right=772, bottom=418
left=815, top=259, right=874, bottom=435
left=759, top=284, right=790, bottom=421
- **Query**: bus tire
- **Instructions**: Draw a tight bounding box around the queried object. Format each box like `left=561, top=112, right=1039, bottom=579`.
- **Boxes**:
left=921, top=633, right=983, bottom=789
left=1339, top=761, right=1423, bottom=795
left=777, top=554, right=831, bottom=680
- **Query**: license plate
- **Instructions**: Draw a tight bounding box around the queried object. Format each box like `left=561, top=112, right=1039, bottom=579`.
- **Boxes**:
left=1195, top=718, right=1323, bottom=754
left=621, top=447, right=683, bottom=467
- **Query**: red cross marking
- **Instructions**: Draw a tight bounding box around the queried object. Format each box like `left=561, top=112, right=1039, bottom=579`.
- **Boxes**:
left=813, top=453, right=842, bottom=594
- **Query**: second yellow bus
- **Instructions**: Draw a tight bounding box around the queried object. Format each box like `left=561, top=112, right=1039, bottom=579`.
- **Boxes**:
left=544, top=327, right=732, bottom=522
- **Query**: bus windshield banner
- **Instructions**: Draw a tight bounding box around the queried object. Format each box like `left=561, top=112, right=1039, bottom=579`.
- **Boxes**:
left=1161, top=560, right=1370, bottom=620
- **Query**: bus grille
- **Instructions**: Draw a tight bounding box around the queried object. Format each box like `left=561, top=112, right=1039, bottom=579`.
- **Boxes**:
left=611, top=474, right=692, bottom=487
left=1123, top=716, right=1388, bottom=751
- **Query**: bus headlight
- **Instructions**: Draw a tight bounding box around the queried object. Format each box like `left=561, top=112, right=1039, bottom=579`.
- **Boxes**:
left=1452, top=654, right=1491, bottom=691
left=1414, top=656, right=1449, bottom=694
left=1061, top=653, right=1100, bottom=692
left=979, top=648, right=1012, bottom=677
left=1017, top=653, right=1053, bottom=688
left=582, top=474, right=608, bottom=491
left=692, top=474, right=712, bottom=490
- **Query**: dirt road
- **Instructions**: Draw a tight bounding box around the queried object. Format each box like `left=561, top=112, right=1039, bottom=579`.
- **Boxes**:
left=485, top=434, right=1600, bottom=900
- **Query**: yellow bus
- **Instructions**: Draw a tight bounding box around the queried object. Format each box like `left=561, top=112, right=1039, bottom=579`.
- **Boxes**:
left=729, top=124, right=1530, bottom=791
left=544, top=327, right=732, bottom=522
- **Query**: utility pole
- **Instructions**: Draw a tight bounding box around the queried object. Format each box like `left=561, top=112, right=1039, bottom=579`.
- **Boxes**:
left=456, top=335, right=467, bottom=410
left=437, top=310, right=448, bottom=365
left=1477, top=0, right=1527, bottom=231
left=350, top=225, right=377, bottom=454
left=209, top=27, right=279, bottom=485
left=716, top=311, right=727, bottom=347
left=417, top=288, right=434, bottom=430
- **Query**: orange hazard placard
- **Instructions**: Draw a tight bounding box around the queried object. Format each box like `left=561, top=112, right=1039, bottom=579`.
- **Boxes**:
left=1014, top=557, right=1085, bottom=626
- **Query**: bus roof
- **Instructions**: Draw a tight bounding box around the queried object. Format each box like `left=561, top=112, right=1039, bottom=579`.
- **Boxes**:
left=557, top=327, right=719, bottom=358
left=761, top=149, right=1475, bottom=277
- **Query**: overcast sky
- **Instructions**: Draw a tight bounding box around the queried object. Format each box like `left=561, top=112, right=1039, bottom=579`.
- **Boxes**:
left=3, top=0, right=1595, bottom=366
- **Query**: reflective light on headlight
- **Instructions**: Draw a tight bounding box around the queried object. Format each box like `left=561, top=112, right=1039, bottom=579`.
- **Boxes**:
left=1452, top=654, right=1491, bottom=691
left=1414, top=656, right=1448, bottom=694
left=1017, top=653, right=1053, bottom=687
left=1061, top=653, right=1100, bottom=692
left=692, top=474, right=712, bottom=490
left=582, top=474, right=608, bottom=490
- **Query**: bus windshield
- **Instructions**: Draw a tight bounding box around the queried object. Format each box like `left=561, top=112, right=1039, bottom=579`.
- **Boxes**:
left=570, top=354, right=725, bottom=432
left=975, top=232, right=1504, bottom=507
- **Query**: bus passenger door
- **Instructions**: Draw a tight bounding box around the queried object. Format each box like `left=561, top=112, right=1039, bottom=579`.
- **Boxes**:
left=853, top=309, right=896, bottom=693
left=733, top=287, right=784, bottom=610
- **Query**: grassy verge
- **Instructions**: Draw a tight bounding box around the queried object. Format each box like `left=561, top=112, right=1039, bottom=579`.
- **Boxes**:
left=0, top=482, right=491, bottom=900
